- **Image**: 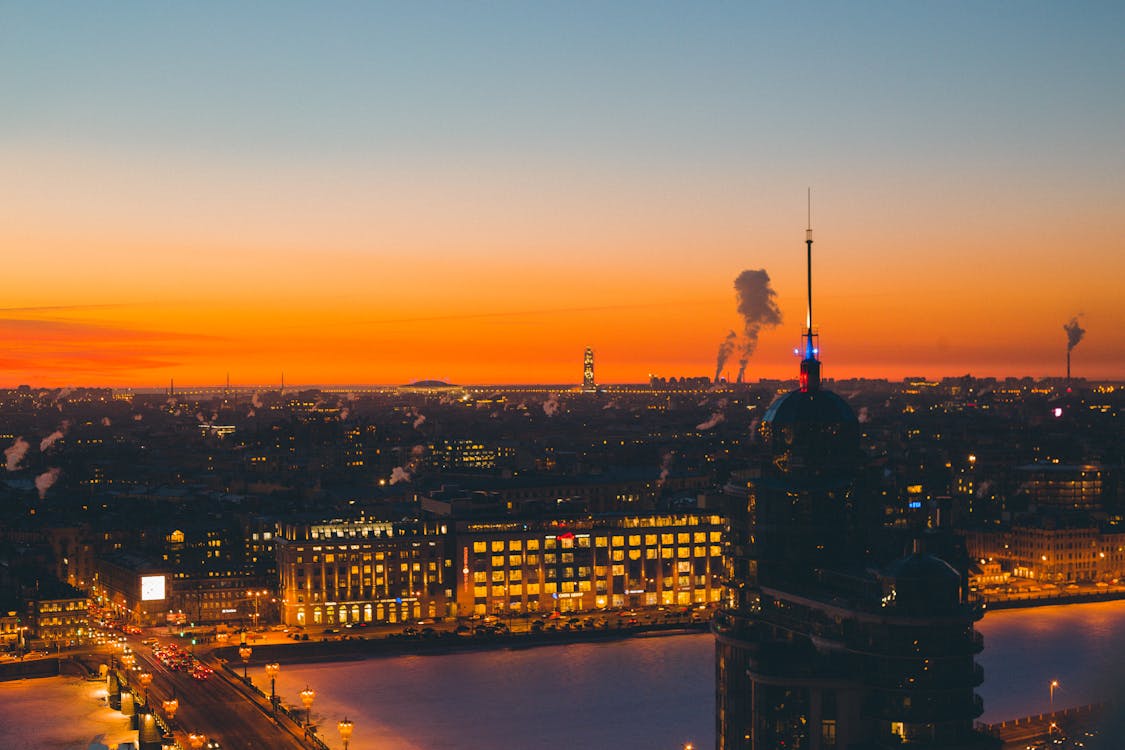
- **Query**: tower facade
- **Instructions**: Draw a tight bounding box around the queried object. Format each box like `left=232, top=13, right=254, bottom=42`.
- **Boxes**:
left=583, top=347, right=596, bottom=392
left=714, top=227, right=996, bottom=750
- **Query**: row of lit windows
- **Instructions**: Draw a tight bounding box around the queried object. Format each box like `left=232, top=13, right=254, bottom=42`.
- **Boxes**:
left=35, top=601, right=87, bottom=612
left=36, top=616, right=87, bottom=626
left=471, top=589, right=716, bottom=614
left=471, top=531, right=720, bottom=554
left=294, top=561, right=437, bottom=576
left=480, top=546, right=718, bottom=568
left=292, top=549, right=437, bottom=564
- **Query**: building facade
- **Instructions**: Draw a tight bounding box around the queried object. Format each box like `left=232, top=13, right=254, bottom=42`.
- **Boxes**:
left=275, top=517, right=452, bottom=627
left=453, top=513, right=723, bottom=618
left=90, top=552, right=172, bottom=627
left=274, top=511, right=725, bottom=626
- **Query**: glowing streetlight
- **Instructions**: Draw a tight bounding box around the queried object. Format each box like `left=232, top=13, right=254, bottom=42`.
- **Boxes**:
left=247, top=588, right=270, bottom=629
left=299, top=685, right=316, bottom=728
left=187, top=733, right=206, bottom=749
left=338, top=716, right=354, bottom=750
left=264, top=662, right=280, bottom=715
left=138, top=671, right=153, bottom=710
left=1050, top=679, right=1059, bottom=709
left=238, top=644, right=252, bottom=680
left=162, top=695, right=179, bottom=722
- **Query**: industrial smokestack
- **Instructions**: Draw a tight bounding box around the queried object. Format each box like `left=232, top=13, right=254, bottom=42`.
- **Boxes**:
left=714, top=330, right=736, bottom=384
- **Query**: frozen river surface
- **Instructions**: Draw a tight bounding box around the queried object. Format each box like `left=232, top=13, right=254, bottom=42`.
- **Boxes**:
left=8, top=600, right=1123, bottom=750
left=274, top=601, right=1125, bottom=750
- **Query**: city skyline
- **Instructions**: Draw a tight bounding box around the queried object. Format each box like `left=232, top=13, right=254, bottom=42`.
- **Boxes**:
left=2, top=3, right=1124, bottom=387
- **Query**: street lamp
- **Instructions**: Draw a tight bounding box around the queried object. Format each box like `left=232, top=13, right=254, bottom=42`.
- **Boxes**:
left=1050, top=679, right=1059, bottom=709
left=248, top=588, right=270, bottom=629
left=187, top=733, right=206, bottom=749
left=299, top=685, right=316, bottom=729
left=239, top=644, right=252, bottom=680
left=264, top=662, right=280, bottom=715
left=338, top=716, right=354, bottom=750
left=162, top=694, right=179, bottom=723
left=138, top=672, right=153, bottom=710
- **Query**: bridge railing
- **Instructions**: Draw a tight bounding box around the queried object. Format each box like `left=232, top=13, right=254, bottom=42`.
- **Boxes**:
left=974, top=701, right=1108, bottom=735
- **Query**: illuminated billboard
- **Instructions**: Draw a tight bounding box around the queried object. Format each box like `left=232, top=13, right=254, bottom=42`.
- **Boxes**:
left=141, top=575, right=166, bottom=602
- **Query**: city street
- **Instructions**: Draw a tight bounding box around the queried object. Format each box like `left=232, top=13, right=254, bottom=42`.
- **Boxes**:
left=123, top=639, right=309, bottom=750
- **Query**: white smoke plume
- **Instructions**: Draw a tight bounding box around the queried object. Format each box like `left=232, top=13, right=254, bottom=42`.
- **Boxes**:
left=975, top=480, right=994, bottom=499
left=657, top=451, right=674, bottom=488
left=696, top=412, right=725, bottom=430
left=542, top=395, right=560, bottom=417
left=857, top=406, right=870, bottom=424
left=1064, top=316, right=1086, bottom=352
left=339, top=408, right=350, bottom=421
left=36, top=467, right=61, bottom=498
left=196, top=412, right=206, bottom=422
left=5, top=437, right=30, bottom=471
left=390, top=466, right=412, bottom=484
left=101, top=417, right=112, bottom=427
left=40, top=430, right=65, bottom=452
left=55, top=387, right=73, bottom=401
left=252, top=392, right=263, bottom=409
left=603, top=400, right=618, bottom=410
left=732, top=269, right=783, bottom=374
left=413, top=413, right=427, bottom=429
left=247, top=409, right=256, bottom=418
left=133, top=413, right=144, bottom=421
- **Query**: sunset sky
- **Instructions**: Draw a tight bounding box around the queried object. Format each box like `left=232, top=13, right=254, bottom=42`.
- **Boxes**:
left=2, top=3, right=1123, bottom=387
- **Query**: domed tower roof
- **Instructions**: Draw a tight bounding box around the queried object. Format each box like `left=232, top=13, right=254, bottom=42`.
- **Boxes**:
left=763, top=388, right=856, bottom=426
left=881, top=541, right=964, bottom=615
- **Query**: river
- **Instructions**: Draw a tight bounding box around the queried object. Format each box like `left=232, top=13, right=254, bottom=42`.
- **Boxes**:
left=272, top=600, right=1125, bottom=750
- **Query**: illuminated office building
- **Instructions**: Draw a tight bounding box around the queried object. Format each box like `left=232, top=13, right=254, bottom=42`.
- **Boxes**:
left=453, top=513, right=724, bottom=617
left=274, top=512, right=725, bottom=625
left=583, top=347, right=596, bottom=393
left=276, top=517, right=451, bottom=627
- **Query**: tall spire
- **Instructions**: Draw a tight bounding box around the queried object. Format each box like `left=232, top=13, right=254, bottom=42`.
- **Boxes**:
left=799, top=190, right=821, bottom=393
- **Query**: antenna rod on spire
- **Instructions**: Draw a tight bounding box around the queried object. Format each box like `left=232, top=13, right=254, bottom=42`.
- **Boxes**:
left=805, top=189, right=814, bottom=345
left=798, top=191, right=822, bottom=394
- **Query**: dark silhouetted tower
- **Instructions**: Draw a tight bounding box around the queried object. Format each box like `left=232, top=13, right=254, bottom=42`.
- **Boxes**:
left=583, top=347, right=596, bottom=393
left=714, top=225, right=996, bottom=750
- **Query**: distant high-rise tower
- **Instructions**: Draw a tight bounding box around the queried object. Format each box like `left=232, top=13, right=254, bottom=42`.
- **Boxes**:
left=714, top=223, right=996, bottom=750
left=583, top=347, right=596, bottom=392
